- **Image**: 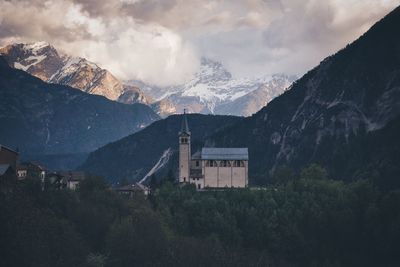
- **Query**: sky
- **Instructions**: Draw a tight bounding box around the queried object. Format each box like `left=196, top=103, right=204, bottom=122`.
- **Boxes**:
left=0, top=0, right=399, bottom=86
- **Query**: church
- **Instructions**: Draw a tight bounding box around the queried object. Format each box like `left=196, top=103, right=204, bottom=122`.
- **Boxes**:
left=178, top=112, right=248, bottom=189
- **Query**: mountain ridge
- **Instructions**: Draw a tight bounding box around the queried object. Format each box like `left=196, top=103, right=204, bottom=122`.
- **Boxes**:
left=0, top=55, right=159, bottom=169
left=81, top=5, right=400, bottom=185
left=1, top=42, right=295, bottom=117
left=0, top=42, right=150, bottom=105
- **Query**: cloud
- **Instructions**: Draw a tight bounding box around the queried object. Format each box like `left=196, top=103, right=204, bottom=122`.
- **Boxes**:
left=0, top=0, right=199, bottom=86
left=0, top=0, right=399, bottom=85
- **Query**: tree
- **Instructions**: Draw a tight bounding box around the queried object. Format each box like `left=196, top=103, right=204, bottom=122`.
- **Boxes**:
left=166, top=169, right=175, bottom=184
left=300, top=164, right=328, bottom=180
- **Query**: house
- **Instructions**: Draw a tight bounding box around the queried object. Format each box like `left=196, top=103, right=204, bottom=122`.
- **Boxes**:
left=178, top=111, right=249, bottom=189
left=46, top=172, right=67, bottom=189
left=17, top=162, right=46, bottom=181
left=113, top=183, right=150, bottom=197
left=135, top=183, right=150, bottom=196
left=59, top=171, right=87, bottom=190
left=0, top=145, right=18, bottom=171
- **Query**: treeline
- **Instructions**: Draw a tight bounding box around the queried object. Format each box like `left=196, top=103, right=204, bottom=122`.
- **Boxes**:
left=153, top=165, right=400, bottom=267
left=0, top=165, right=399, bottom=266
left=0, top=175, right=271, bottom=267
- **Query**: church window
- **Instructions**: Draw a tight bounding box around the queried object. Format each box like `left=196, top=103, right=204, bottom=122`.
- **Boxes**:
left=206, top=160, right=218, bottom=167
left=234, top=160, right=244, bottom=167
left=183, top=177, right=186, bottom=182
left=198, top=184, right=201, bottom=189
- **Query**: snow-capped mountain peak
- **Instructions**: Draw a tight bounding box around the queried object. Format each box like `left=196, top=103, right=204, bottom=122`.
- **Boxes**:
left=197, top=57, right=232, bottom=83
left=23, top=41, right=51, bottom=54
left=134, top=57, right=296, bottom=116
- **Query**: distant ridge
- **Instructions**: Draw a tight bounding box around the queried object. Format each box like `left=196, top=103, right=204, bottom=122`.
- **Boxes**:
left=0, top=55, right=159, bottom=169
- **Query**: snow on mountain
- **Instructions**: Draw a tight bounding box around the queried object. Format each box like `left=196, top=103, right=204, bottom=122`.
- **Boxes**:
left=0, top=42, right=149, bottom=104
left=0, top=42, right=65, bottom=81
left=130, top=57, right=296, bottom=116
left=1, top=42, right=295, bottom=117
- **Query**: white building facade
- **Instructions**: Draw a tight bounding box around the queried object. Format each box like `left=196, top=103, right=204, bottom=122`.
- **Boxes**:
left=178, top=113, right=248, bottom=189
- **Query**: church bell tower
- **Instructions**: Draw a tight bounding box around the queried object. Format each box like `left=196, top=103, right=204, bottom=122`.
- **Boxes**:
left=179, top=109, right=191, bottom=183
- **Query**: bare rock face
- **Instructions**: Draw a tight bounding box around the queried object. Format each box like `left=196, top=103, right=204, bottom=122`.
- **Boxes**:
left=150, top=99, right=177, bottom=118
left=0, top=42, right=65, bottom=81
left=0, top=42, right=149, bottom=104
left=118, top=85, right=152, bottom=105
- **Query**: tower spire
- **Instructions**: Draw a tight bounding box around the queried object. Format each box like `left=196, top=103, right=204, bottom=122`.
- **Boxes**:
left=180, top=109, right=190, bottom=134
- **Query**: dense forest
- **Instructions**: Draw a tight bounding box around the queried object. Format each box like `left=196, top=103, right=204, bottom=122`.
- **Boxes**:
left=1, top=165, right=399, bottom=267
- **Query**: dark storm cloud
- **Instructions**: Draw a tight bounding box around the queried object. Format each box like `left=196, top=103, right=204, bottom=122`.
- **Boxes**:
left=0, top=0, right=399, bottom=83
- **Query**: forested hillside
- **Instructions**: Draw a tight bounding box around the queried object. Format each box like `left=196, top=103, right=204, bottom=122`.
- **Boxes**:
left=1, top=165, right=399, bottom=267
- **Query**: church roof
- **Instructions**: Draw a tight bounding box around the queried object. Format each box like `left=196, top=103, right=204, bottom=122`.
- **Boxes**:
left=191, top=151, right=201, bottom=160
left=201, top=148, right=248, bottom=160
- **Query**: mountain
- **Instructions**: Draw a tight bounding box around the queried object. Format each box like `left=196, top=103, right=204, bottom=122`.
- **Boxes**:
left=80, top=114, right=241, bottom=183
left=129, top=58, right=296, bottom=117
left=0, top=42, right=150, bottom=105
left=0, top=56, right=159, bottom=169
left=82, top=6, right=400, bottom=186
left=214, top=75, right=294, bottom=116
left=1, top=42, right=292, bottom=118
left=206, top=5, right=400, bottom=185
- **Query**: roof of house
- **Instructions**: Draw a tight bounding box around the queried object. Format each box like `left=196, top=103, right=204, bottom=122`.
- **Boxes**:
left=113, top=183, right=149, bottom=192
left=114, top=184, right=136, bottom=192
left=0, top=164, right=12, bottom=176
left=18, top=162, right=46, bottom=171
left=201, top=148, right=249, bottom=160
left=135, top=183, right=149, bottom=191
left=0, top=145, right=18, bottom=155
left=59, top=171, right=86, bottom=181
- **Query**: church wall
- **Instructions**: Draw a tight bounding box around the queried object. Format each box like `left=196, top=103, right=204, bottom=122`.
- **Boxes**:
left=218, top=167, right=232, bottom=187
left=232, top=167, right=246, bottom=187
left=204, top=167, right=218, bottom=187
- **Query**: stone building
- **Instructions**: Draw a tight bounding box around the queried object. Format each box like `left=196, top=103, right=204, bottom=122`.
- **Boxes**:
left=178, top=112, right=248, bottom=189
